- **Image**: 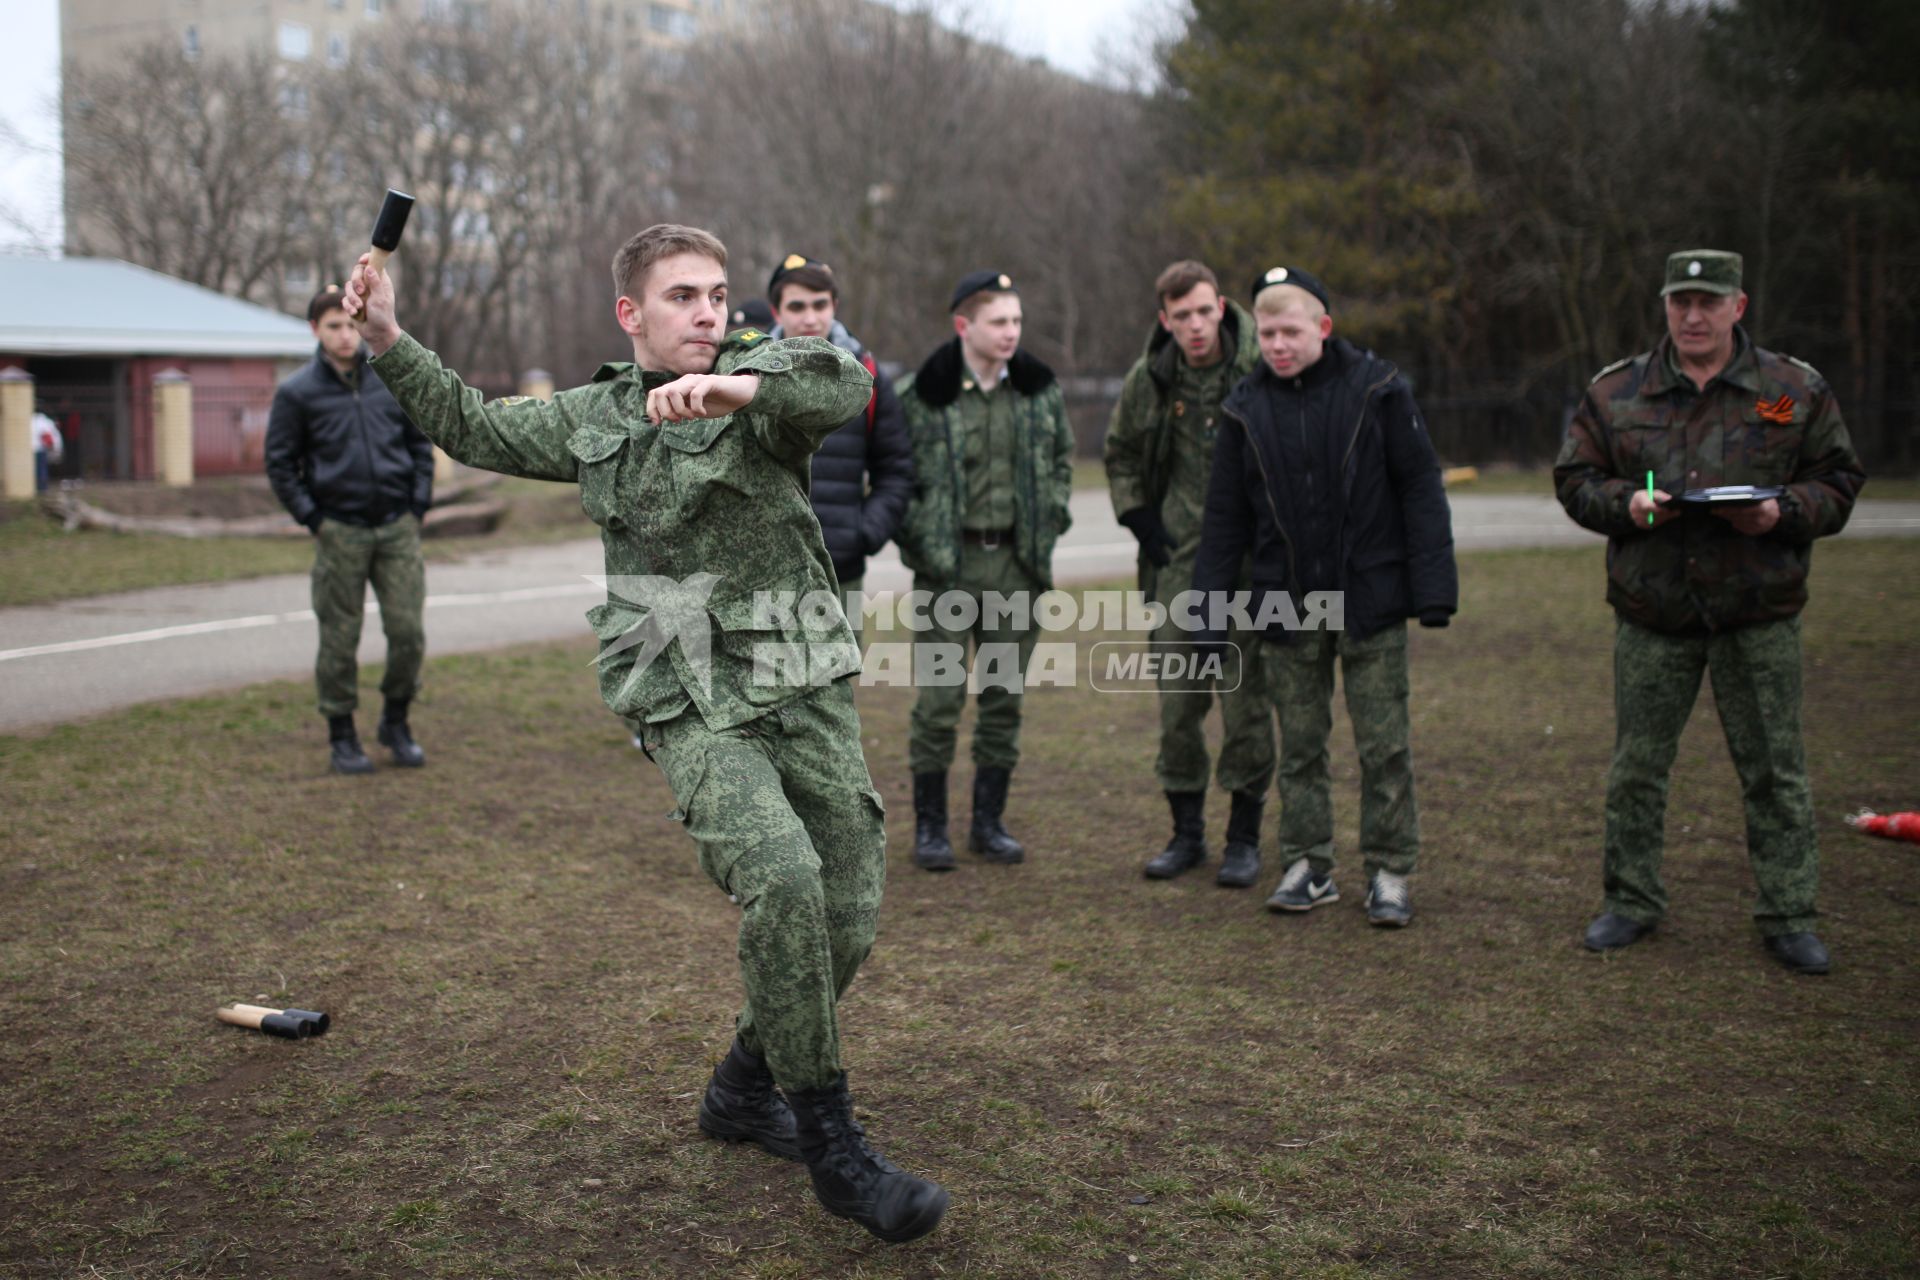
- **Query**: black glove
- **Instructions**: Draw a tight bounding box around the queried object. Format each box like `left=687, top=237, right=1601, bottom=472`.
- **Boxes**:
left=1117, top=506, right=1175, bottom=568
left=1418, top=609, right=1451, bottom=629
left=303, top=511, right=325, bottom=535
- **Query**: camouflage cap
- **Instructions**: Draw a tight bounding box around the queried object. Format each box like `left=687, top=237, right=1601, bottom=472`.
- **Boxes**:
left=1661, top=250, right=1743, bottom=297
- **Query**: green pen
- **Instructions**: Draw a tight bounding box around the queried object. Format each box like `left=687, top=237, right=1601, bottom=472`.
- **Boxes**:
left=1646, top=470, right=1655, bottom=525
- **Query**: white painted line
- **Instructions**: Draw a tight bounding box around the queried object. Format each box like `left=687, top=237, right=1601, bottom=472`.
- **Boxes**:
left=0, top=581, right=602, bottom=664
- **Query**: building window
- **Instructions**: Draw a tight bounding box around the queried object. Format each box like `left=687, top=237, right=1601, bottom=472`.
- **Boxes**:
left=365, top=0, right=383, bottom=17
left=278, top=83, right=310, bottom=118
left=278, top=22, right=311, bottom=60
left=286, top=264, right=315, bottom=291
left=327, top=33, right=349, bottom=66
left=182, top=25, right=200, bottom=59
left=329, top=0, right=345, bottom=8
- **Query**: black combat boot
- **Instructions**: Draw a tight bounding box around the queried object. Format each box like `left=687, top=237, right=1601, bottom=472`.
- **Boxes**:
left=1216, top=790, right=1264, bottom=888
left=968, top=766, right=1025, bottom=864
left=697, top=1038, right=801, bottom=1161
left=785, top=1073, right=949, bottom=1243
left=1143, top=791, right=1207, bottom=879
left=328, top=715, right=374, bottom=775
left=377, top=698, right=425, bottom=767
left=911, top=772, right=956, bottom=872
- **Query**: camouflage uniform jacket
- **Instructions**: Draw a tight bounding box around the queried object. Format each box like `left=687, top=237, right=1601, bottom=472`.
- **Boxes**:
left=895, top=338, right=1075, bottom=589
left=1554, top=328, right=1864, bottom=634
left=371, top=329, right=874, bottom=730
left=1102, top=298, right=1262, bottom=589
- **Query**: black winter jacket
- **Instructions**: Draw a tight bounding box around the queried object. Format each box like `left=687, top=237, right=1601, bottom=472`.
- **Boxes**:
left=777, top=320, right=915, bottom=584
left=1194, top=338, right=1457, bottom=642
left=266, top=345, right=434, bottom=530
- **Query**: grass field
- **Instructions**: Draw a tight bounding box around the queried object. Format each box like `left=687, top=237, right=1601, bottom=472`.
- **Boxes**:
left=2, top=541, right=1917, bottom=1278
left=0, top=477, right=595, bottom=609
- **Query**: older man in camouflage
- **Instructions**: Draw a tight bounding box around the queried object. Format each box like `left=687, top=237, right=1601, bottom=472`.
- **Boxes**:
left=342, top=224, right=948, bottom=1242
left=1104, top=260, right=1274, bottom=886
left=1555, top=249, right=1865, bottom=976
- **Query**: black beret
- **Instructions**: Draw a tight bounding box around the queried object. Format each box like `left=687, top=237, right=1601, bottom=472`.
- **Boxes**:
left=728, top=297, right=774, bottom=333
left=950, top=269, right=1016, bottom=312
left=1250, top=265, right=1331, bottom=312
left=767, top=253, right=833, bottom=299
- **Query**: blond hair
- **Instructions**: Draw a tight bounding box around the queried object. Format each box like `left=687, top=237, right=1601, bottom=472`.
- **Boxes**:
left=610, top=224, right=728, bottom=300
left=1252, top=282, right=1326, bottom=320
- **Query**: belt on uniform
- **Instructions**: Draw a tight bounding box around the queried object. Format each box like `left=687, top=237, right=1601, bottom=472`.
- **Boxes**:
left=961, top=527, right=1015, bottom=548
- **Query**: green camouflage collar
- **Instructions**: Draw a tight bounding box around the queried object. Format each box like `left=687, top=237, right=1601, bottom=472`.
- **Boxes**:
left=1647, top=326, right=1760, bottom=395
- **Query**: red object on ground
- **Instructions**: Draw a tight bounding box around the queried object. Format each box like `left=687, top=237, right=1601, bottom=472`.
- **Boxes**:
left=1846, top=810, right=1920, bottom=843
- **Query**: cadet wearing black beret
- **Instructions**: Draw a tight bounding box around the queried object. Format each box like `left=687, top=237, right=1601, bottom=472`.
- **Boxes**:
left=949, top=269, right=1017, bottom=313
left=1250, top=265, right=1331, bottom=313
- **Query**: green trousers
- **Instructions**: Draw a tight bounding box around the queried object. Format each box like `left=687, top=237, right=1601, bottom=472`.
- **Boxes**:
left=1603, top=616, right=1818, bottom=936
left=1261, top=622, right=1420, bottom=877
left=907, top=543, right=1043, bottom=774
left=644, top=678, right=886, bottom=1091
left=311, top=515, right=426, bottom=719
left=1150, top=555, right=1275, bottom=796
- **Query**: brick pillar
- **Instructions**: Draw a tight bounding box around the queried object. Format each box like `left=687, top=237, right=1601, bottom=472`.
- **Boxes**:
left=0, top=366, right=34, bottom=500
left=153, top=368, right=195, bottom=488
left=519, top=368, right=555, bottom=400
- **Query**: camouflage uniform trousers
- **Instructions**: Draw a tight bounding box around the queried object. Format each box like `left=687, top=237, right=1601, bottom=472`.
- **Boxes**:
left=644, top=676, right=887, bottom=1091
left=906, top=542, right=1044, bottom=774
left=1603, top=616, right=1817, bottom=936
left=1150, top=554, right=1275, bottom=796
left=1261, top=622, right=1420, bottom=877
left=310, top=515, right=426, bottom=719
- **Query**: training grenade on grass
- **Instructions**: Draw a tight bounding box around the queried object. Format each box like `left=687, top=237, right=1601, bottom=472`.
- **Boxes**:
left=216, top=1003, right=331, bottom=1039
left=1846, top=809, right=1920, bottom=844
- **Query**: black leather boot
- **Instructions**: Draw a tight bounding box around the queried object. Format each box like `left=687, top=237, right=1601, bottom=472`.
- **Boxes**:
left=697, top=1038, right=801, bottom=1161
left=911, top=772, right=956, bottom=871
left=1144, top=791, right=1207, bottom=879
left=377, top=698, right=425, bottom=767
left=327, top=715, right=374, bottom=775
left=785, top=1073, right=949, bottom=1243
left=1216, top=790, right=1264, bottom=888
left=968, top=766, right=1025, bottom=864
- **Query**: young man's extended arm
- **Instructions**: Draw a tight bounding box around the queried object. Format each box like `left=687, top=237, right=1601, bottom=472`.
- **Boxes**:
left=373, top=335, right=583, bottom=482
left=346, top=256, right=582, bottom=481
left=727, top=337, right=875, bottom=467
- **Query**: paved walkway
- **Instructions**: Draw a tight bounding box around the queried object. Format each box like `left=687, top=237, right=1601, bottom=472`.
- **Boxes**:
left=4, top=493, right=1917, bottom=731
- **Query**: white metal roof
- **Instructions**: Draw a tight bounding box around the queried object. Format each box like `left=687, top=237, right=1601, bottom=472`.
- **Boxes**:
left=0, top=256, right=315, bottom=358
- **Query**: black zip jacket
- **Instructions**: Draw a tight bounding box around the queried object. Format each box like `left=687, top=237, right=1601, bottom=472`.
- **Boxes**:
left=265, top=345, right=434, bottom=530
left=773, top=320, right=916, bottom=584
left=1194, top=338, right=1457, bottom=642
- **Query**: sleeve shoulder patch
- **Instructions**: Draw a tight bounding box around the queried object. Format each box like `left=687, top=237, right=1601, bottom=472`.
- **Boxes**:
left=1589, top=355, right=1634, bottom=386
left=730, top=328, right=769, bottom=348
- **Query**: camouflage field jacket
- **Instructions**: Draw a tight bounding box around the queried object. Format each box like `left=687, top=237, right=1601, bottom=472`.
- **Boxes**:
left=372, top=329, right=873, bottom=729
left=1553, top=329, right=1865, bottom=634
left=895, top=339, right=1075, bottom=589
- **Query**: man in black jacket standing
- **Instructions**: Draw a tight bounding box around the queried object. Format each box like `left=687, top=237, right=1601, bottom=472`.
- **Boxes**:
left=1193, top=267, right=1456, bottom=926
left=266, top=286, right=435, bottom=774
left=766, top=254, right=914, bottom=645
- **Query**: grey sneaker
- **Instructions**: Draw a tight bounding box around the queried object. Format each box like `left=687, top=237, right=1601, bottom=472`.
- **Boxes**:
left=1365, top=871, right=1411, bottom=927
left=1265, top=857, right=1339, bottom=912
